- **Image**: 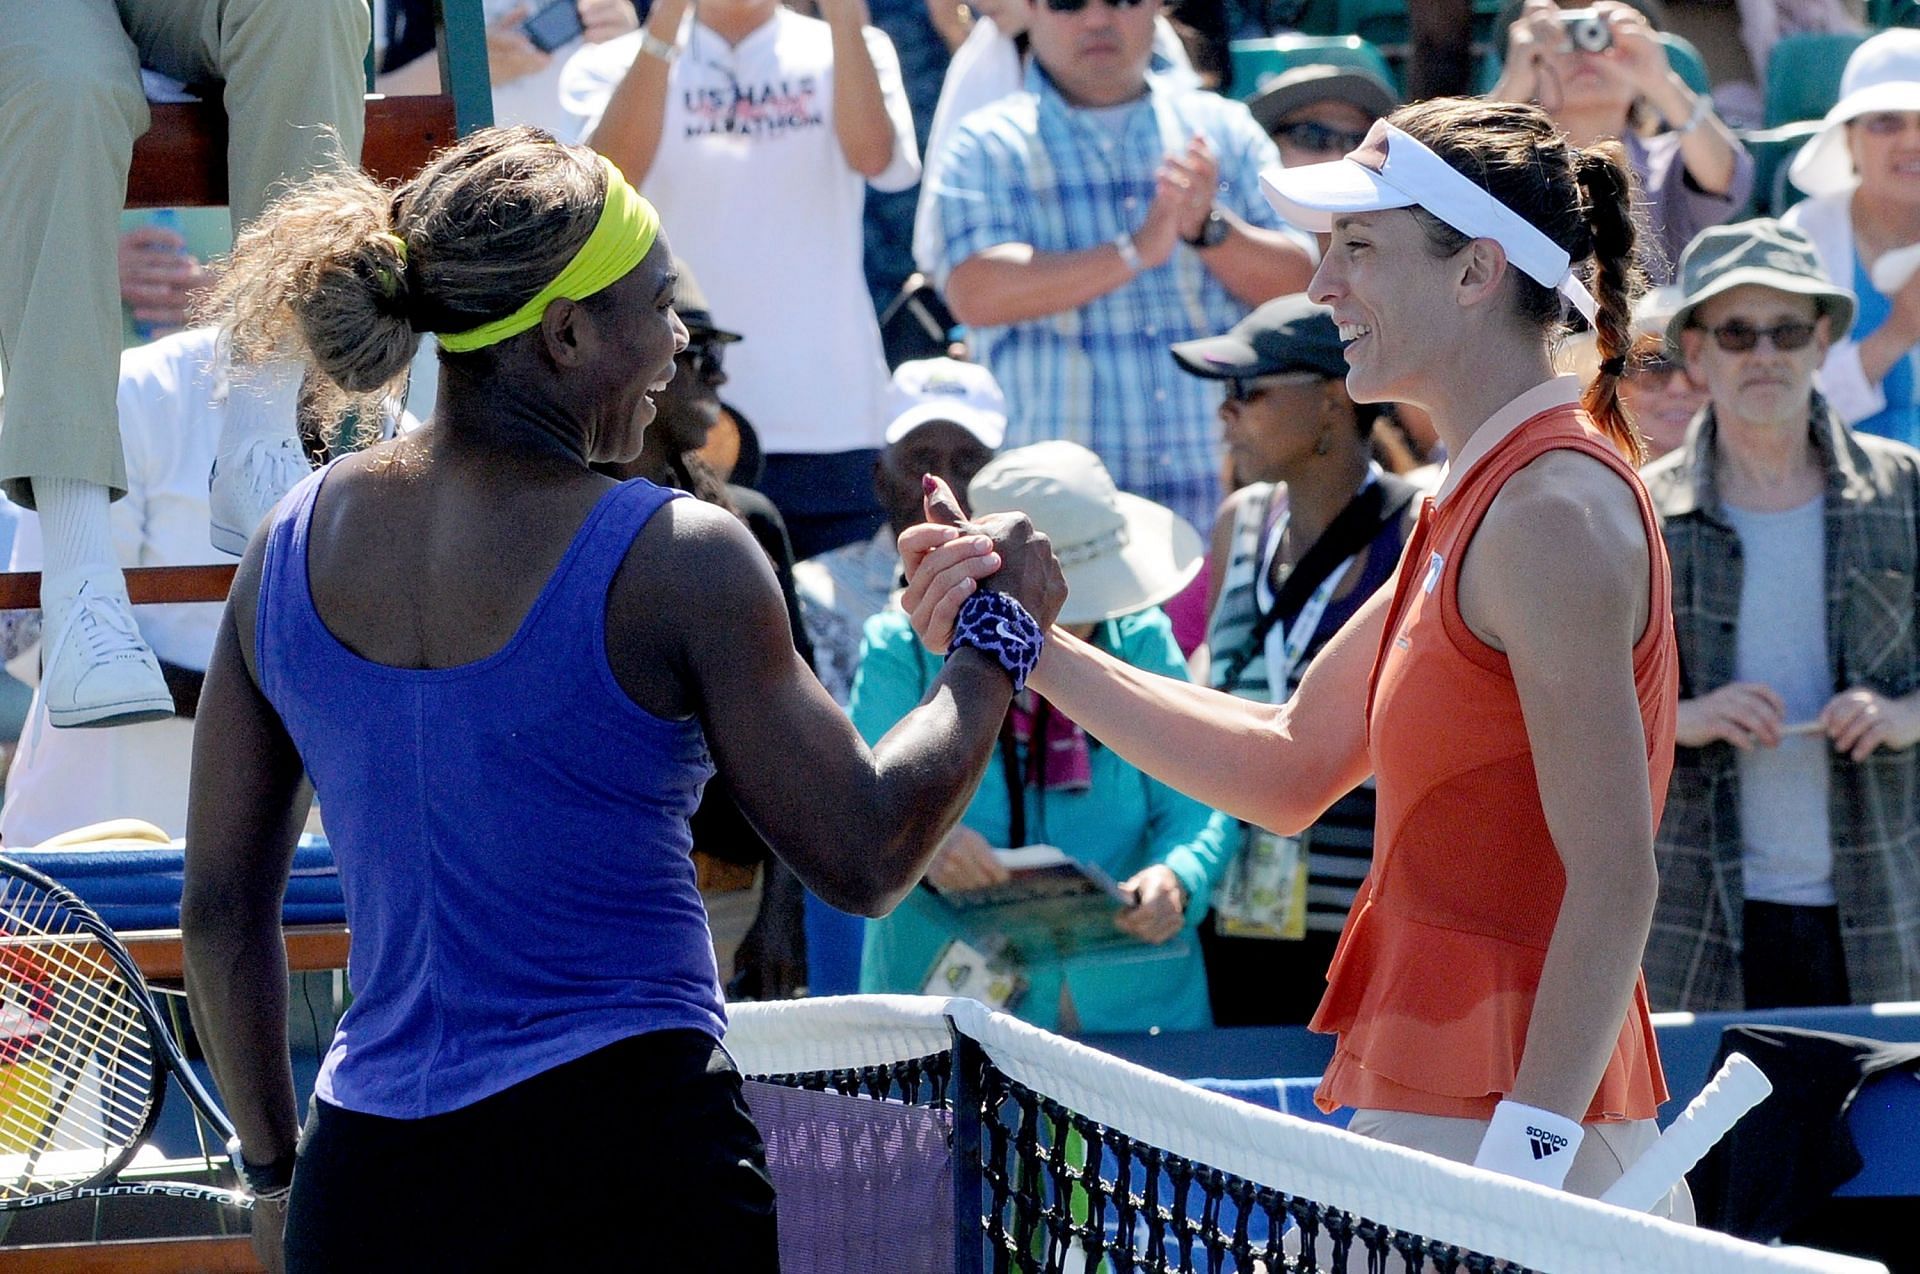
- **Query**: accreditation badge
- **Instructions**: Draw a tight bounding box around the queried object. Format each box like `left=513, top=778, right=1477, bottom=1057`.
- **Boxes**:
left=921, top=937, right=1026, bottom=1011
left=1215, top=823, right=1309, bottom=940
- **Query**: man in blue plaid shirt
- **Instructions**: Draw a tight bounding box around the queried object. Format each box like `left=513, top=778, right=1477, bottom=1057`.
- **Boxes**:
left=925, top=0, right=1314, bottom=531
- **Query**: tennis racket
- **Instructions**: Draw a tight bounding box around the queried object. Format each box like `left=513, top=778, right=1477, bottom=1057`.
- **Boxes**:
left=0, top=854, right=250, bottom=1211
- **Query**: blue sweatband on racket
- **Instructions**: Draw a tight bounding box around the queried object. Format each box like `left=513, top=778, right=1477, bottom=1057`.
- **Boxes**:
left=1472, top=1099, right=1585, bottom=1190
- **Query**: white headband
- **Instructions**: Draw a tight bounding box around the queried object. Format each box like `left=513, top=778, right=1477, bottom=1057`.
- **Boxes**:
left=1260, top=122, right=1599, bottom=325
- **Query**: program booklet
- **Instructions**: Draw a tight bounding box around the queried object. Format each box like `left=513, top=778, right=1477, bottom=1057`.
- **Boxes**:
left=924, top=845, right=1147, bottom=963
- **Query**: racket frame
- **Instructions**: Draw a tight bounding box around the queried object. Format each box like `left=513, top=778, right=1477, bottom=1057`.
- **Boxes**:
left=0, top=854, right=251, bottom=1212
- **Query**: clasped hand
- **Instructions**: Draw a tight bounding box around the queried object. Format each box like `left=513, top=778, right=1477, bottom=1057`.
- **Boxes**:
left=1676, top=681, right=1920, bottom=760
left=898, top=475, right=1068, bottom=651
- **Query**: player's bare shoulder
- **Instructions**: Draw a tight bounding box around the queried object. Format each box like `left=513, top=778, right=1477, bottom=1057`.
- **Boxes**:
left=1463, top=448, right=1651, bottom=648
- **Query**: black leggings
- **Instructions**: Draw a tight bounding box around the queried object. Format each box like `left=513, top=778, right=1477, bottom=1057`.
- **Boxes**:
left=283, top=1030, right=779, bottom=1273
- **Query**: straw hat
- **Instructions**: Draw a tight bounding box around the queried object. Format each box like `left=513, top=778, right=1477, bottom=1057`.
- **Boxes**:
left=1789, top=29, right=1920, bottom=199
left=967, top=442, right=1203, bottom=626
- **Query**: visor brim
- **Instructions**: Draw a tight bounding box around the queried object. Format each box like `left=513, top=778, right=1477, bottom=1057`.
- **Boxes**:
left=1260, top=159, right=1415, bottom=233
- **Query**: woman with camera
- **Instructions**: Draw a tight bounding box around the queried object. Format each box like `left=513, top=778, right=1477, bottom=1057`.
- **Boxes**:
left=1492, top=0, right=1748, bottom=282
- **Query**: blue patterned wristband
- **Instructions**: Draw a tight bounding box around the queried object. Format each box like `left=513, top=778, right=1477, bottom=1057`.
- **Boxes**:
left=947, top=590, right=1044, bottom=693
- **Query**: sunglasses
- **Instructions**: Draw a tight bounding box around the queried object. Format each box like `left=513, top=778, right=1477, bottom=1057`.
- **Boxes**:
left=679, top=341, right=726, bottom=382
left=1273, top=120, right=1370, bottom=154
left=1702, top=320, right=1818, bottom=353
left=1042, top=0, right=1148, bottom=12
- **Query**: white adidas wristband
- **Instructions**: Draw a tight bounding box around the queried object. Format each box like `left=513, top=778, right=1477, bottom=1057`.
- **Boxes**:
left=1471, top=1100, right=1584, bottom=1190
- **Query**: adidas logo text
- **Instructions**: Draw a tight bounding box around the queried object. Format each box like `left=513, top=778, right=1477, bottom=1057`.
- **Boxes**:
left=1526, top=1126, right=1570, bottom=1160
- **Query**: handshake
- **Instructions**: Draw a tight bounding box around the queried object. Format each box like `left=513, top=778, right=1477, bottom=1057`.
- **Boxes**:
left=897, top=474, right=1069, bottom=654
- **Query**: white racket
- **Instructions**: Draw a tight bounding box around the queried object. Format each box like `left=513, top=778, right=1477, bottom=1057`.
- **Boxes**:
left=1599, top=1052, right=1772, bottom=1213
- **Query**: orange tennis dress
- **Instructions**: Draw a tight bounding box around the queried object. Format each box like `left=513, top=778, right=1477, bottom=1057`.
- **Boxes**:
left=1311, top=402, right=1676, bottom=1122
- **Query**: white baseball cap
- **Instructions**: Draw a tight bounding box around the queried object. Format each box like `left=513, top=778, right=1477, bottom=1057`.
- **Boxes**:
left=1260, top=119, right=1599, bottom=324
left=1789, top=30, right=1920, bottom=198
left=884, top=358, right=1008, bottom=449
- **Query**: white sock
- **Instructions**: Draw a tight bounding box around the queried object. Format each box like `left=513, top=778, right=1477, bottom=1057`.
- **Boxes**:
left=32, top=477, right=119, bottom=593
left=218, top=358, right=305, bottom=459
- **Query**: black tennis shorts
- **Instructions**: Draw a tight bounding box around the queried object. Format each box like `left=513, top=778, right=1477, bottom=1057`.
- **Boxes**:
left=283, top=1028, right=779, bottom=1272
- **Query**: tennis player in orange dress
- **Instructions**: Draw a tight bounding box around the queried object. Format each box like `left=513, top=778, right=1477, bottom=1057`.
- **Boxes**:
left=902, top=97, right=1689, bottom=1216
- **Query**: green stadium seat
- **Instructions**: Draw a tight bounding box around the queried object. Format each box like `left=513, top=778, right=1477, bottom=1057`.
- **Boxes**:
left=1868, top=0, right=1920, bottom=28
left=1765, top=32, right=1868, bottom=127
left=1228, top=34, right=1399, bottom=101
left=1278, top=0, right=1344, bottom=35
left=1735, top=120, right=1824, bottom=219
left=1334, top=0, right=1505, bottom=52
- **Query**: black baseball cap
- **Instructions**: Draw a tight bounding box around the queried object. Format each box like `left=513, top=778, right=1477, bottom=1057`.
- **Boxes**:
left=1169, top=295, right=1347, bottom=382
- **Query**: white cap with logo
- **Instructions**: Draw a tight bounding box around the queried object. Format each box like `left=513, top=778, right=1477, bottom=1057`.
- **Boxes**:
left=884, top=358, right=1008, bottom=449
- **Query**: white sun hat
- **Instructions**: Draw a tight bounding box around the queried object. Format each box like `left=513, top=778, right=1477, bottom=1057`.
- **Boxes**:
left=967, top=441, right=1204, bottom=627
left=1788, top=29, right=1920, bottom=199
left=1259, top=119, right=1599, bottom=325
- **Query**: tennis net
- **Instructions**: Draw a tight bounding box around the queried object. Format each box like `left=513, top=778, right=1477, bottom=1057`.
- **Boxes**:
left=728, top=995, right=1886, bottom=1274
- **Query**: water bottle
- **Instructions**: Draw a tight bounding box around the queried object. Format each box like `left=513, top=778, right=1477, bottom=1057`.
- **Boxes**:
left=131, top=208, right=186, bottom=345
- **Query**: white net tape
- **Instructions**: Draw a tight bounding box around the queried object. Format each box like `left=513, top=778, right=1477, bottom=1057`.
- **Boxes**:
left=728, top=995, right=1887, bottom=1274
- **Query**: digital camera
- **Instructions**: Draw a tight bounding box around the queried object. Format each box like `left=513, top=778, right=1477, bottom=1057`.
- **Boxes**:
left=1560, top=8, right=1613, bottom=53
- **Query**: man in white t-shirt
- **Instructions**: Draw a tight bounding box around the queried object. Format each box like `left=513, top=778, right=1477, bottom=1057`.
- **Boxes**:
left=567, top=0, right=919, bottom=560
left=1, top=329, right=239, bottom=846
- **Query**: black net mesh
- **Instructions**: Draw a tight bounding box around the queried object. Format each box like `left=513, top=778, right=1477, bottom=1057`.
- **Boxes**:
left=753, top=1042, right=1537, bottom=1274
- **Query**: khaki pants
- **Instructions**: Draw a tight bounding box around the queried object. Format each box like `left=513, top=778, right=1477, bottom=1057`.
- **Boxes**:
left=1348, top=1108, right=1696, bottom=1224
left=0, top=0, right=368, bottom=504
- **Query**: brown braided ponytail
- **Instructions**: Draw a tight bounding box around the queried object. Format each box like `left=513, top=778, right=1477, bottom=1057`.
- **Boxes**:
left=1572, top=141, right=1648, bottom=464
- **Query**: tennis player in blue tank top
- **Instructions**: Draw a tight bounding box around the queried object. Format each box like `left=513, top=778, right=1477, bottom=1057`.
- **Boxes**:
left=179, top=128, right=1066, bottom=1273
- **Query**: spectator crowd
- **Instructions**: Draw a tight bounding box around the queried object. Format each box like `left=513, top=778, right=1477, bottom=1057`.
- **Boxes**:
left=7, top=0, right=1920, bottom=1035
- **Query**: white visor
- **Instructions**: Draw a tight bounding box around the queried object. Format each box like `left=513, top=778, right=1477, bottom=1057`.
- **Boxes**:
left=1260, top=121, right=1598, bottom=325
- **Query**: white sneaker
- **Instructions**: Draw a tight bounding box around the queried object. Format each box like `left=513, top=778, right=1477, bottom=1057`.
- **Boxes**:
left=40, top=572, right=174, bottom=730
left=209, top=359, right=308, bottom=557
left=209, top=435, right=310, bottom=556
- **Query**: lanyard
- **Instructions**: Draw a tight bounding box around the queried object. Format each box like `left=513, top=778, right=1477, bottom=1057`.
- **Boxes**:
left=1256, top=465, right=1381, bottom=696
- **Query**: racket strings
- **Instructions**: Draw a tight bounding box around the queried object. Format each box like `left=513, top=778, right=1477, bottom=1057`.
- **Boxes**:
left=0, top=878, right=161, bottom=1197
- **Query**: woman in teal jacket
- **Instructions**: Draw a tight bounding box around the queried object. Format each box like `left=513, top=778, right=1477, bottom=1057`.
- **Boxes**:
left=851, top=443, right=1233, bottom=1032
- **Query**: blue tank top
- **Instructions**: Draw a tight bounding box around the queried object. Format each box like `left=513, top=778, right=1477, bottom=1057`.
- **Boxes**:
left=256, top=471, right=722, bottom=1119
left=1850, top=249, right=1920, bottom=447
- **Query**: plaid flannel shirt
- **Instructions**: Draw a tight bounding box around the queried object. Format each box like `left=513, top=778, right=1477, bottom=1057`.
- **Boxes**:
left=1641, top=396, right=1920, bottom=1010
left=930, top=64, right=1292, bottom=532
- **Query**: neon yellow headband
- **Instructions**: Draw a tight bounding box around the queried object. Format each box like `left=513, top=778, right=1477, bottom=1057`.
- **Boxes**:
left=439, top=155, right=661, bottom=353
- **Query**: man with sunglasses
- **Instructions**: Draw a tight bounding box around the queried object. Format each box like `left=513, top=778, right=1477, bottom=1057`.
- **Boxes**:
left=1246, top=64, right=1397, bottom=172
left=1642, top=219, right=1920, bottom=1015
left=926, top=0, right=1314, bottom=534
